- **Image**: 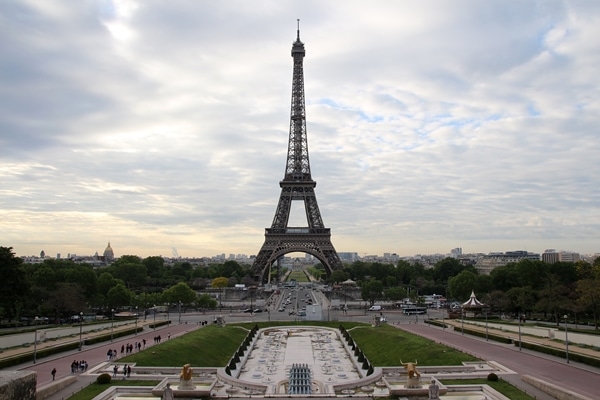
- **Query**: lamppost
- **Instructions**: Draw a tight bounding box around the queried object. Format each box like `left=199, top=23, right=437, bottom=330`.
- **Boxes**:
left=33, top=316, right=38, bottom=363
left=78, top=311, right=83, bottom=351
left=564, top=314, right=570, bottom=364
left=485, top=309, right=489, bottom=341
left=153, top=304, right=157, bottom=330
left=110, top=309, right=115, bottom=342
left=518, top=314, right=522, bottom=351
left=178, top=301, right=182, bottom=324
left=135, top=306, right=138, bottom=335
left=461, top=308, right=464, bottom=335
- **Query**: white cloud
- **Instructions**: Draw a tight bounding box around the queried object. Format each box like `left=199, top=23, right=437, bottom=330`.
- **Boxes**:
left=1, top=1, right=599, bottom=258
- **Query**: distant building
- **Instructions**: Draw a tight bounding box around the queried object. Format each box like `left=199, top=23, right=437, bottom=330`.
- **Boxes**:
left=338, top=252, right=359, bottom=262
left=103, top=242, right=115, bottom=264
left=450, top=247, right=462, bottom=257
left=476, top=250, right=540, bottom=274
left=559, top=251, right=580, bottom=263
left=542, top=249, right=559, bottom=264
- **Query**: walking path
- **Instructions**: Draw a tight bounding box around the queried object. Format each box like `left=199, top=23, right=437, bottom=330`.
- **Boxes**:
left=397, top=320, right=599, bottom=400
left=440, top=318, right=600, bottom=361
left=2, top=319, right=204, bottom=400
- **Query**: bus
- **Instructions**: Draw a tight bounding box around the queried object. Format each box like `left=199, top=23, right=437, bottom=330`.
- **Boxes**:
left=402, top=306, right=427, bottom=315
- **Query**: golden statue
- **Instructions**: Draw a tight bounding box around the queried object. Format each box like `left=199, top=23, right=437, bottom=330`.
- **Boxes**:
left=180, top=363, right=193, bottom=381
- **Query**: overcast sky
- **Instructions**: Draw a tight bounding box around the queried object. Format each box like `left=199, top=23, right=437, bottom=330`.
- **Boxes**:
left=1, top=1, right=599, bottom=259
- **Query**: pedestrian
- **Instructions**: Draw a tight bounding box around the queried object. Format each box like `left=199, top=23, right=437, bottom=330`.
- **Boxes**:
left=107, top=349, right=112, bottom=361
left=51, top=368, right=56, bottom=381
left=127, top=364, right=131, bottom=378
left=113, top=364, right=118, bottom=377
left=123, top=364, right=128, bottom=379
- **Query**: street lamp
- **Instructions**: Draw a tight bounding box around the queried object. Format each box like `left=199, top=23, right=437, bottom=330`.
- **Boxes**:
left=518, top=314, right=522, bottom=351
left=135, top=306, right=138, bottom=335
left=33, top=316, right=38, bottom=363
left=564, top=314, right=570, bottom=364
left=110, top=309, right=115, bottom=342
left=441, top=309, right=445, bottom=330
left=485, top=310, right=489, bottom=341
left=178, top=301, right=182, bottom=324
left=461, top=308, right=464, bottom=335
left=153, top=304, right=156, bottom=330
left=78, top=311, right=83, bottom=351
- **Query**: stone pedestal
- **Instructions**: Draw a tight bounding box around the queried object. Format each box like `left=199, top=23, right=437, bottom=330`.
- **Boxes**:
left=179, top=378, right=194, bottom=390
left=406, top=376, right=421, bottom=388
left=0, top=371, right=36, bottom=400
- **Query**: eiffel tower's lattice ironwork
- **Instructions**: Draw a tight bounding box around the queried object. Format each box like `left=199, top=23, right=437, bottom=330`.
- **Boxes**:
left=252, top=23, right=343, bottom=283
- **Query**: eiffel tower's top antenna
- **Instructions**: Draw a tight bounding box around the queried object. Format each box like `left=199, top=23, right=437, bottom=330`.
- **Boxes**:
left=297, top=19, right=300, bottom=41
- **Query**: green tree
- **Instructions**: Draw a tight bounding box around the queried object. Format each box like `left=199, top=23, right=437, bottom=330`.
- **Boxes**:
left=97, top=272, right=123, bottom=297
left=536, top=274, right=572, bottom=325
left=433, top=257, right=465, bottom=283
left=448, top=270, right=479, bottom=301
left=112, top=262, right=148, bottom=289
left=328, top=270, right=349, bottom=284
left=383, top=286, right=407, bottom=301
left=506, top=286, right=536, bottom=316
left=143, top=256, right=166, bottom=279
left=0, top=247, right=28, bottom=320
left=196, top=293, right=217, bottom=310
left=107, top=284, right=133, bottom=309
left=361, top=280, right=384, bottom=306
left=162, top=282, right=197, bottom=305
left=46, top=282, right=87, bottom=318
left=576, top=277, right=600, bottom=330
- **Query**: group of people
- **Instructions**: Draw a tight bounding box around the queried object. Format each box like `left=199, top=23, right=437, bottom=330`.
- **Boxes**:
left=112, top=363, right=132, bottom=379
left=106, top=339, right=147, bottom=361
left=120, top=341, right=143, bottom=355
left=70, top=359, right=87, bottom=373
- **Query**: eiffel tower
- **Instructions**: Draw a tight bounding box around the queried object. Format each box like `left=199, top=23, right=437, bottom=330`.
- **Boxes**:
left=252, top=23, right=343, bottom=283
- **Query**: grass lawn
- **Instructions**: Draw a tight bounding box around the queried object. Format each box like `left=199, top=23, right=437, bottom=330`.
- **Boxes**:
left=66, top=380, right=158, bottom=400
left=287, top=270, right=310, bottom=282
left=346, top=323, right=478, bottom=365
left=121, top=321, right=477, bottom=367
left=441, top=379, right=535, bottom=400
left=120, top=324, right=249, bottom=367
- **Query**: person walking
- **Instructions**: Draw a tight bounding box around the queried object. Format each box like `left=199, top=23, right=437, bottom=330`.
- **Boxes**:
left=51, top=368, right=56, bottom=381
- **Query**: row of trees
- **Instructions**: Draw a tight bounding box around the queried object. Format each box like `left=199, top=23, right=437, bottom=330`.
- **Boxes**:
left=319, top=257, right=600, bottom=327
left=2, top=245, right=599, bottom=328
left=0, top=247, right=251, bottom=322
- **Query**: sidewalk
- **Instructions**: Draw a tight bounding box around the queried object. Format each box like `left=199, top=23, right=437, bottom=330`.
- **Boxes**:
left=0, top=320, right=144, bottom=365
left=10, top=321, right=202, bottom=400
left=438, top=318, right=600, bottom=362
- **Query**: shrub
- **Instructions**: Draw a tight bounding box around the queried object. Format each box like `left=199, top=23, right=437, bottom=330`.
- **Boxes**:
left=487, top=373, right=499, bottom=382
left=96, top=373, right=112, bottom=384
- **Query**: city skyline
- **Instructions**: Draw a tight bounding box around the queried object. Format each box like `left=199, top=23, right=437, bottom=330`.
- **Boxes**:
left=2, top=2, right=599, bottom=259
